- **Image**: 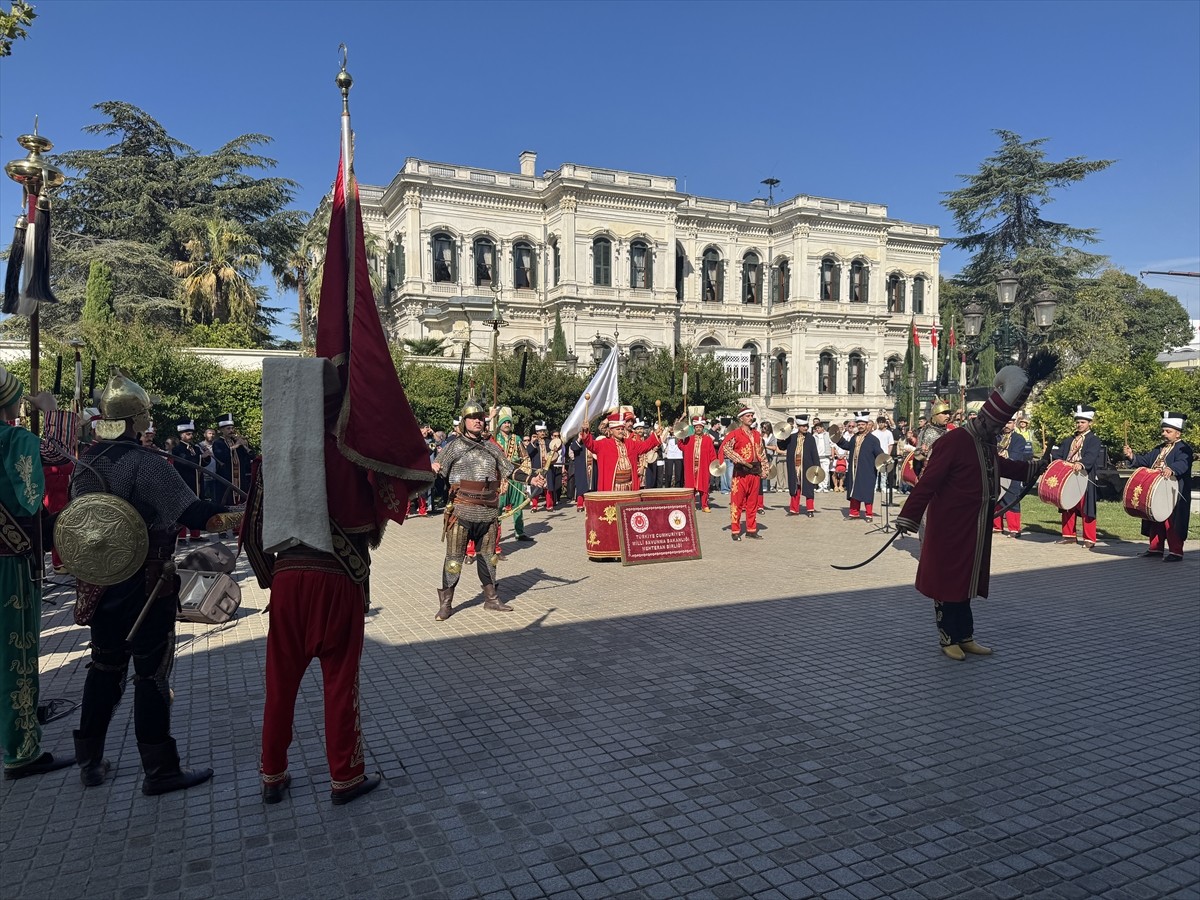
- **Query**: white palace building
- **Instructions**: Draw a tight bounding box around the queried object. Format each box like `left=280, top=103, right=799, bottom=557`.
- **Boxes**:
left=360, top=151, right=944, bottom=421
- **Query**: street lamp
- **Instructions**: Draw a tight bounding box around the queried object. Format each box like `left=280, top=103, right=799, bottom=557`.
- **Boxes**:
left=996, top=268, right=1019, bottom=308
left=485, top=282, right=507, bottom=413
left=1032, top=289, right=1058, bottom=329
left=962, top=302, right=985, bottom=339
left=590, top=332, right=607, bottom=365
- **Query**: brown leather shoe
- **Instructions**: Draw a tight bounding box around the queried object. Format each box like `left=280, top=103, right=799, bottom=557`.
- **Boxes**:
left=941, top=644, right=966, bottom=661
left=960, top=639, right=993, bottom=656
left=482, top=584, right=512, bottom=612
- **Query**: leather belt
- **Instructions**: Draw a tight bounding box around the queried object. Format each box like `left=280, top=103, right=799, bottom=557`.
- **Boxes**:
left=275, top=553, right=346, bottom=577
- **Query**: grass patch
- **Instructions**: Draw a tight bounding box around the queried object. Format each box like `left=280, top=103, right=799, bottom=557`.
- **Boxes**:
left=1018, top=498, right=1198, bottom=543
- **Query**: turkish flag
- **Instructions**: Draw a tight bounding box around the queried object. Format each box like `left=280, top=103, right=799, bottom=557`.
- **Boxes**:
left=911, top=320, right=920, bottom=349
left=930, top=327, right=938, bottom=349
left=316, top=153, right=434, bottom=529
left=949, top=326, right=956, bottom=349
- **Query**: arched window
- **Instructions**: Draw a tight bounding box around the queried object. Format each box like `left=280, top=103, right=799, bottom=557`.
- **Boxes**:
left=820, top=257, right=840, bottom=301
left=849, top=260, right=869, bottom=303
left=593, top=237, right=612, bottom=286
left=772, top=260, right=790, bottom=303
left=675, top=242, right=686, bottom=301
left=772, top=351, right=787, bottom=394
left=745, top=342, right=761, bottom=395
left=513, top=241, right=535, bottom=290
left=883, top=355, right=902, bottom=397
left=698, top=336, right=721, bottom=350
left=630, top=240, right=652, bottom=290
left=432, top=232, right=456, bottom=283
left=551, top=240, right=560, bottom=287
left=887, top=274, right=905, bottom=313
left=848, top=352, right=866, bottom=395
left=742, top=252, right=762, bottom=304
left=628, top=342, right=651, bottom=369
left=473, top=237, right=495, bottom=286
left=386, top=237, right=405, bottom=293
left=912, top=276, right=926, bottom=314
left=819, top=352, right=836, bottom=394
left=702, top=248, right=723, bottom=302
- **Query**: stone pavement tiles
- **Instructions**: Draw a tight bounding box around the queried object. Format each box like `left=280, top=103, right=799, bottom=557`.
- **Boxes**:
left=3, top=490, right=1198, bottom=899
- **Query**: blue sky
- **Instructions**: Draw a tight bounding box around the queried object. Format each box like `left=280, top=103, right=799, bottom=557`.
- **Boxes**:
left=2, top=0, right=1197, bottom=338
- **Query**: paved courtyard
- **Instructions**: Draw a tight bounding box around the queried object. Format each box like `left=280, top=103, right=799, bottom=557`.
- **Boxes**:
left=4, top=489, right=1199, bottom=900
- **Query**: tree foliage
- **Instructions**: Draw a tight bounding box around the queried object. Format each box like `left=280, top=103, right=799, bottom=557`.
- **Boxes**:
left=82, top=260, right=115, bottom=325
left=1032, top=356, right=1200, bottom=459
left=402, top=337, right=449, bottom=357
left=44, top=102, right=303, bottom=334
left=550, top=309, right=568, bottom=361
left=620, top=349, right=740, bottom=425
left=0, top=0, right=35, bottom=57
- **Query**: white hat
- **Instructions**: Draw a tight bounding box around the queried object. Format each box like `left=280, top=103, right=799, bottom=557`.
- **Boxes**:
left=737, top=406, right=754, bottom=419
left=691, top=415, right=705, bottom=426
left=1162, top=410, right=1186, bottom=430
left=796, top=414, right=810, bottom=426
left=534, top=421, right=548, bottom=432
left=1072, top=404, right=1095, bottom=421
left=217, top=412, right=235, bottom=428
left=854, top=410, right=872, bottom=423
left=177, top=418, right=196, bottom=433
left=633, top=419, right=647, bottom=430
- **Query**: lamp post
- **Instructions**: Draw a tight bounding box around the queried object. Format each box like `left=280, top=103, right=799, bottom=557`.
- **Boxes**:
left=962, top=281, right=1058, bottom=384
left=485, top=281, right=507, bottom=417
left=994, top=268, right=1019, bottom=363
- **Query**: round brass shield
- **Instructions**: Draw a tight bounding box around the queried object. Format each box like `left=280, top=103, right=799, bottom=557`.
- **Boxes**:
left=54, top=494, right=148, bottom=585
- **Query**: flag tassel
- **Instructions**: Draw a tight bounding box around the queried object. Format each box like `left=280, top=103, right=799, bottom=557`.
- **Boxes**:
left=20, top=196, right=58, bottom=311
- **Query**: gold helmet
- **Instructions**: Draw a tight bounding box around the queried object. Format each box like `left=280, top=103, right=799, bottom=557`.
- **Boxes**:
left=97, top=366, right=152, bottom=440
left=459, top=391, right=486, bottom=426
left=929, top=398, right=952, bottom=417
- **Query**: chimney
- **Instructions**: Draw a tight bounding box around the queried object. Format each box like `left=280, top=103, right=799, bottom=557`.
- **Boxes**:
left=519, top=150, right=537, bottom=177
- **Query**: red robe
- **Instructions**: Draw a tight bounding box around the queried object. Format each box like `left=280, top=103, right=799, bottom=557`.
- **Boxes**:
left=897, top=425, right=1040, bottom=603
left=677, top=432, right=717, bottom=490
left=579, top=431, right=660, bottom=491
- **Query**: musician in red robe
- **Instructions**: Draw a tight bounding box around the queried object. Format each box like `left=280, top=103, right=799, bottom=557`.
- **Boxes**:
left=724, top=407, right=769, bottom=541
left=578, top=409, right=660, bottom=492
left=896, top=358, right=1053, bottom=661
left=677, top=416, right=717, bottom=512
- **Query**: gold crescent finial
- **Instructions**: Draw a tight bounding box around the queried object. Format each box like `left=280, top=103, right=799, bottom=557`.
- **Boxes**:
left=339, top=43, right=347, bottom=73
left=335, top=43, right=353, bottom=112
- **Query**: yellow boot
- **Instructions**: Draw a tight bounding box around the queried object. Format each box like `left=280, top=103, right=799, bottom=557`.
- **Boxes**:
left=960, top=639, right=992, bottom=656
left=941, top=644, right=966, bottom=661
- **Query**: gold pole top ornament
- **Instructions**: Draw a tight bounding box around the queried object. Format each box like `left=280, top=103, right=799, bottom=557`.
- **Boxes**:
left=5, top=118, right=65, bottom=193
left=336, top=43, right=353, bottom=113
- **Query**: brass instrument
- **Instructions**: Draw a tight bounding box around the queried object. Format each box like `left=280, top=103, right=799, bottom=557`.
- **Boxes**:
left=774, top=420, right=793, bottom=441
left=874, top=452, right=894, bottom=473
left=671, top=417, right=694, bottom=442
left=805, top=464, right=825, bottom=485
left=763, top=460, right=778, bottom=482
left=708, top=459, right=724, bottom=478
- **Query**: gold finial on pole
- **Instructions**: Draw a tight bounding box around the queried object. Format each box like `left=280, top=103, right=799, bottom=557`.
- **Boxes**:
left=336, top=43, right=353, bottom=114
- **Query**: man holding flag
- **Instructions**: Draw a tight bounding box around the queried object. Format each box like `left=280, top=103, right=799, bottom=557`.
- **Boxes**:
left=250, top=61, right=434, bottom=807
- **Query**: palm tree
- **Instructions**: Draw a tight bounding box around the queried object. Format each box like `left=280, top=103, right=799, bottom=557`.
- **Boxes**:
left=173, top=217, right=263, bottom=324
left=402, top=337, right=449, bottom=357
left=273, top=219, right=322, bottom=347
left=303, top=198, right=386, bottom=323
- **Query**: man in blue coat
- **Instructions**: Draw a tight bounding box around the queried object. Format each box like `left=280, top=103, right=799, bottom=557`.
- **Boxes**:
left=993, top=416, right=1032, bottom=536
left=1052, top=404, right=1102, bottom=550
left=1124, top=411, right=1193, bottom=562
left=837, top=411, right=883, bottom=522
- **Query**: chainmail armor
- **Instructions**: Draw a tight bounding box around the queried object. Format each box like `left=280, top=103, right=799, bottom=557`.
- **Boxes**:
left=73, top=440, right=201, bottom=533
left=435, top=436, right=526, bottom=524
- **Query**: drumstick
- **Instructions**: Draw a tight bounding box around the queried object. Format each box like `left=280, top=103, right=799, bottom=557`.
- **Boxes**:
left=582, top=392, right=590, bottom=432
left=655, top=399, right=662, bottom=429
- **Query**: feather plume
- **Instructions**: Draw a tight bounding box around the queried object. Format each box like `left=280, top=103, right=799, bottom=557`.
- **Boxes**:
left=1025, top=349, right=1058, bottom=385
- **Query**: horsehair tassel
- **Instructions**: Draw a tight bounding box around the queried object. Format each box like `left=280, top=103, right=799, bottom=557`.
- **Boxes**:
left=518, top=349, right=528, bottom=389
left=52, top=354, right=62, bottom=394
left=16, top=209, right=37, bottom=313
left=2, top=214, right=27, bottom=314
left=20, top=195, right=58, bottom=309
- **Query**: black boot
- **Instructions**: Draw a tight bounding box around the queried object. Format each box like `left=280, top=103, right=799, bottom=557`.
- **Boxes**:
left=137, top=738, right=213, bottom=796
left=74, top=729, right=111, bottom=787
left=482, top=583, right=512, bottom=612
left=435, top=587, right=454, bottom=622
left=3, top=752, right=74, bottom=780
left=331, top=773, right=381, bottom=806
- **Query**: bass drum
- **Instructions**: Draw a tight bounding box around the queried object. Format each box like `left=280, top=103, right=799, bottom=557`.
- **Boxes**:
left=1123, top=466, right=1178, bottom=523
left=1038, top=459, right=1087, bottom=511
left=583, top=490, right=637, bottom=560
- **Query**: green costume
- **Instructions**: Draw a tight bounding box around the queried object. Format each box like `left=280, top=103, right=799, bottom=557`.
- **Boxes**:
left=494, top=425, right=528, bottom=538
left=1, top=421, right=46, bottom=771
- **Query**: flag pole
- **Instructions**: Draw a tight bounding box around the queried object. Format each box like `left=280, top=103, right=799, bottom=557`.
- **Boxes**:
left=337, top=45, right=354, bottom=272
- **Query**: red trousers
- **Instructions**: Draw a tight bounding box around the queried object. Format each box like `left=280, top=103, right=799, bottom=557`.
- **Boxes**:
left=1147, top=520, right=1184, bottom=555
left=789, top=494, right=814, bottom=514
left=694, top=488, right=710, bottom=511
left=993, top=511, right=1021, bottom=533
left=1061, top=504, right=1097, bottom=543
left=849, top=499, right=874, bottom=518
left=261, top=569, right=366, bottom=790
left=730, top=475, right=760, bottom=534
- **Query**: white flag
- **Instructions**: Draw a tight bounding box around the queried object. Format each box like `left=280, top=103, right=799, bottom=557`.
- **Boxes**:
left=561, top=350, right=620, bottom=442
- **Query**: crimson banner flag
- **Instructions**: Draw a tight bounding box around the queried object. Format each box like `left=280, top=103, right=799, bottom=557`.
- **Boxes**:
left=911, top=319, right=920, bottom=349
left=949, top=326, right=956, bottom=349
left=316, top=154, right=434, bottom=529
left=930, top=326, right=938, bottom=349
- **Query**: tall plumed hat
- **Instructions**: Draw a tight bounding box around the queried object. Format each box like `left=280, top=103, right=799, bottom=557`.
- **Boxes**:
left=979, top=350, right=1059, bottom=426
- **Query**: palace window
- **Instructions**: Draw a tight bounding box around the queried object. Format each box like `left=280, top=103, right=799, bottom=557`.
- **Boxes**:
left=702, top=248, right=723, bottom=302
left=743, top=252, right=762, bottom=304
left=773, top=260, right=790, bottom=303
left=675, top=243, right=685, bottom=301
left=432, top=233, right=456, bottom=283
left=513, top=241, right=535, bottom=290
left=772, top=351, right=787, bottom=394
left=551, top=240, right=560, bottom=287
left=820, top=257, right=840, bottom=301
left=887, top=274, right=905, bottom=313
left=912, top=276, right=926, bottom=314
left=473, top=237, right=495, bottom=287
left=593, top=237, right=612, bottom=286
left=850, top=260, right=869, bottom=303
left=630, top=240, right=652, bottom=290
left=386, top=237, right=404, bottom=293
left=848, top=352, right=865, bottom=394
left=819, top=352, right=836, bottom=394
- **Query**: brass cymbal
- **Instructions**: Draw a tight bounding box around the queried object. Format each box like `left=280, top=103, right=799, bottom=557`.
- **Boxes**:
left=874, top=452, right=894, bottom=473
left=805, top=464, right=825, bottom=485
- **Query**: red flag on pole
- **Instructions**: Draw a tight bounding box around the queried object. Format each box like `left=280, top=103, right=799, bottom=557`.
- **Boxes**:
left=316, top=153, right=434, bottom=530
left=930, top=326, right=938, bottom=349
left=949, top=326, right=956, bottom=349
left=911, top=319, right=920, bottom=349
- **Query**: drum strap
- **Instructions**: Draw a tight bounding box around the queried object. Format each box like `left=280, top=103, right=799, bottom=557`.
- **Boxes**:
left=1152, top=443, right=1174, bottom=469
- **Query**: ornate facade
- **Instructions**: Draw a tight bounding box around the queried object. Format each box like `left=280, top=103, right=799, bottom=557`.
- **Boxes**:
left=360, top=151, right=944, bottom=420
